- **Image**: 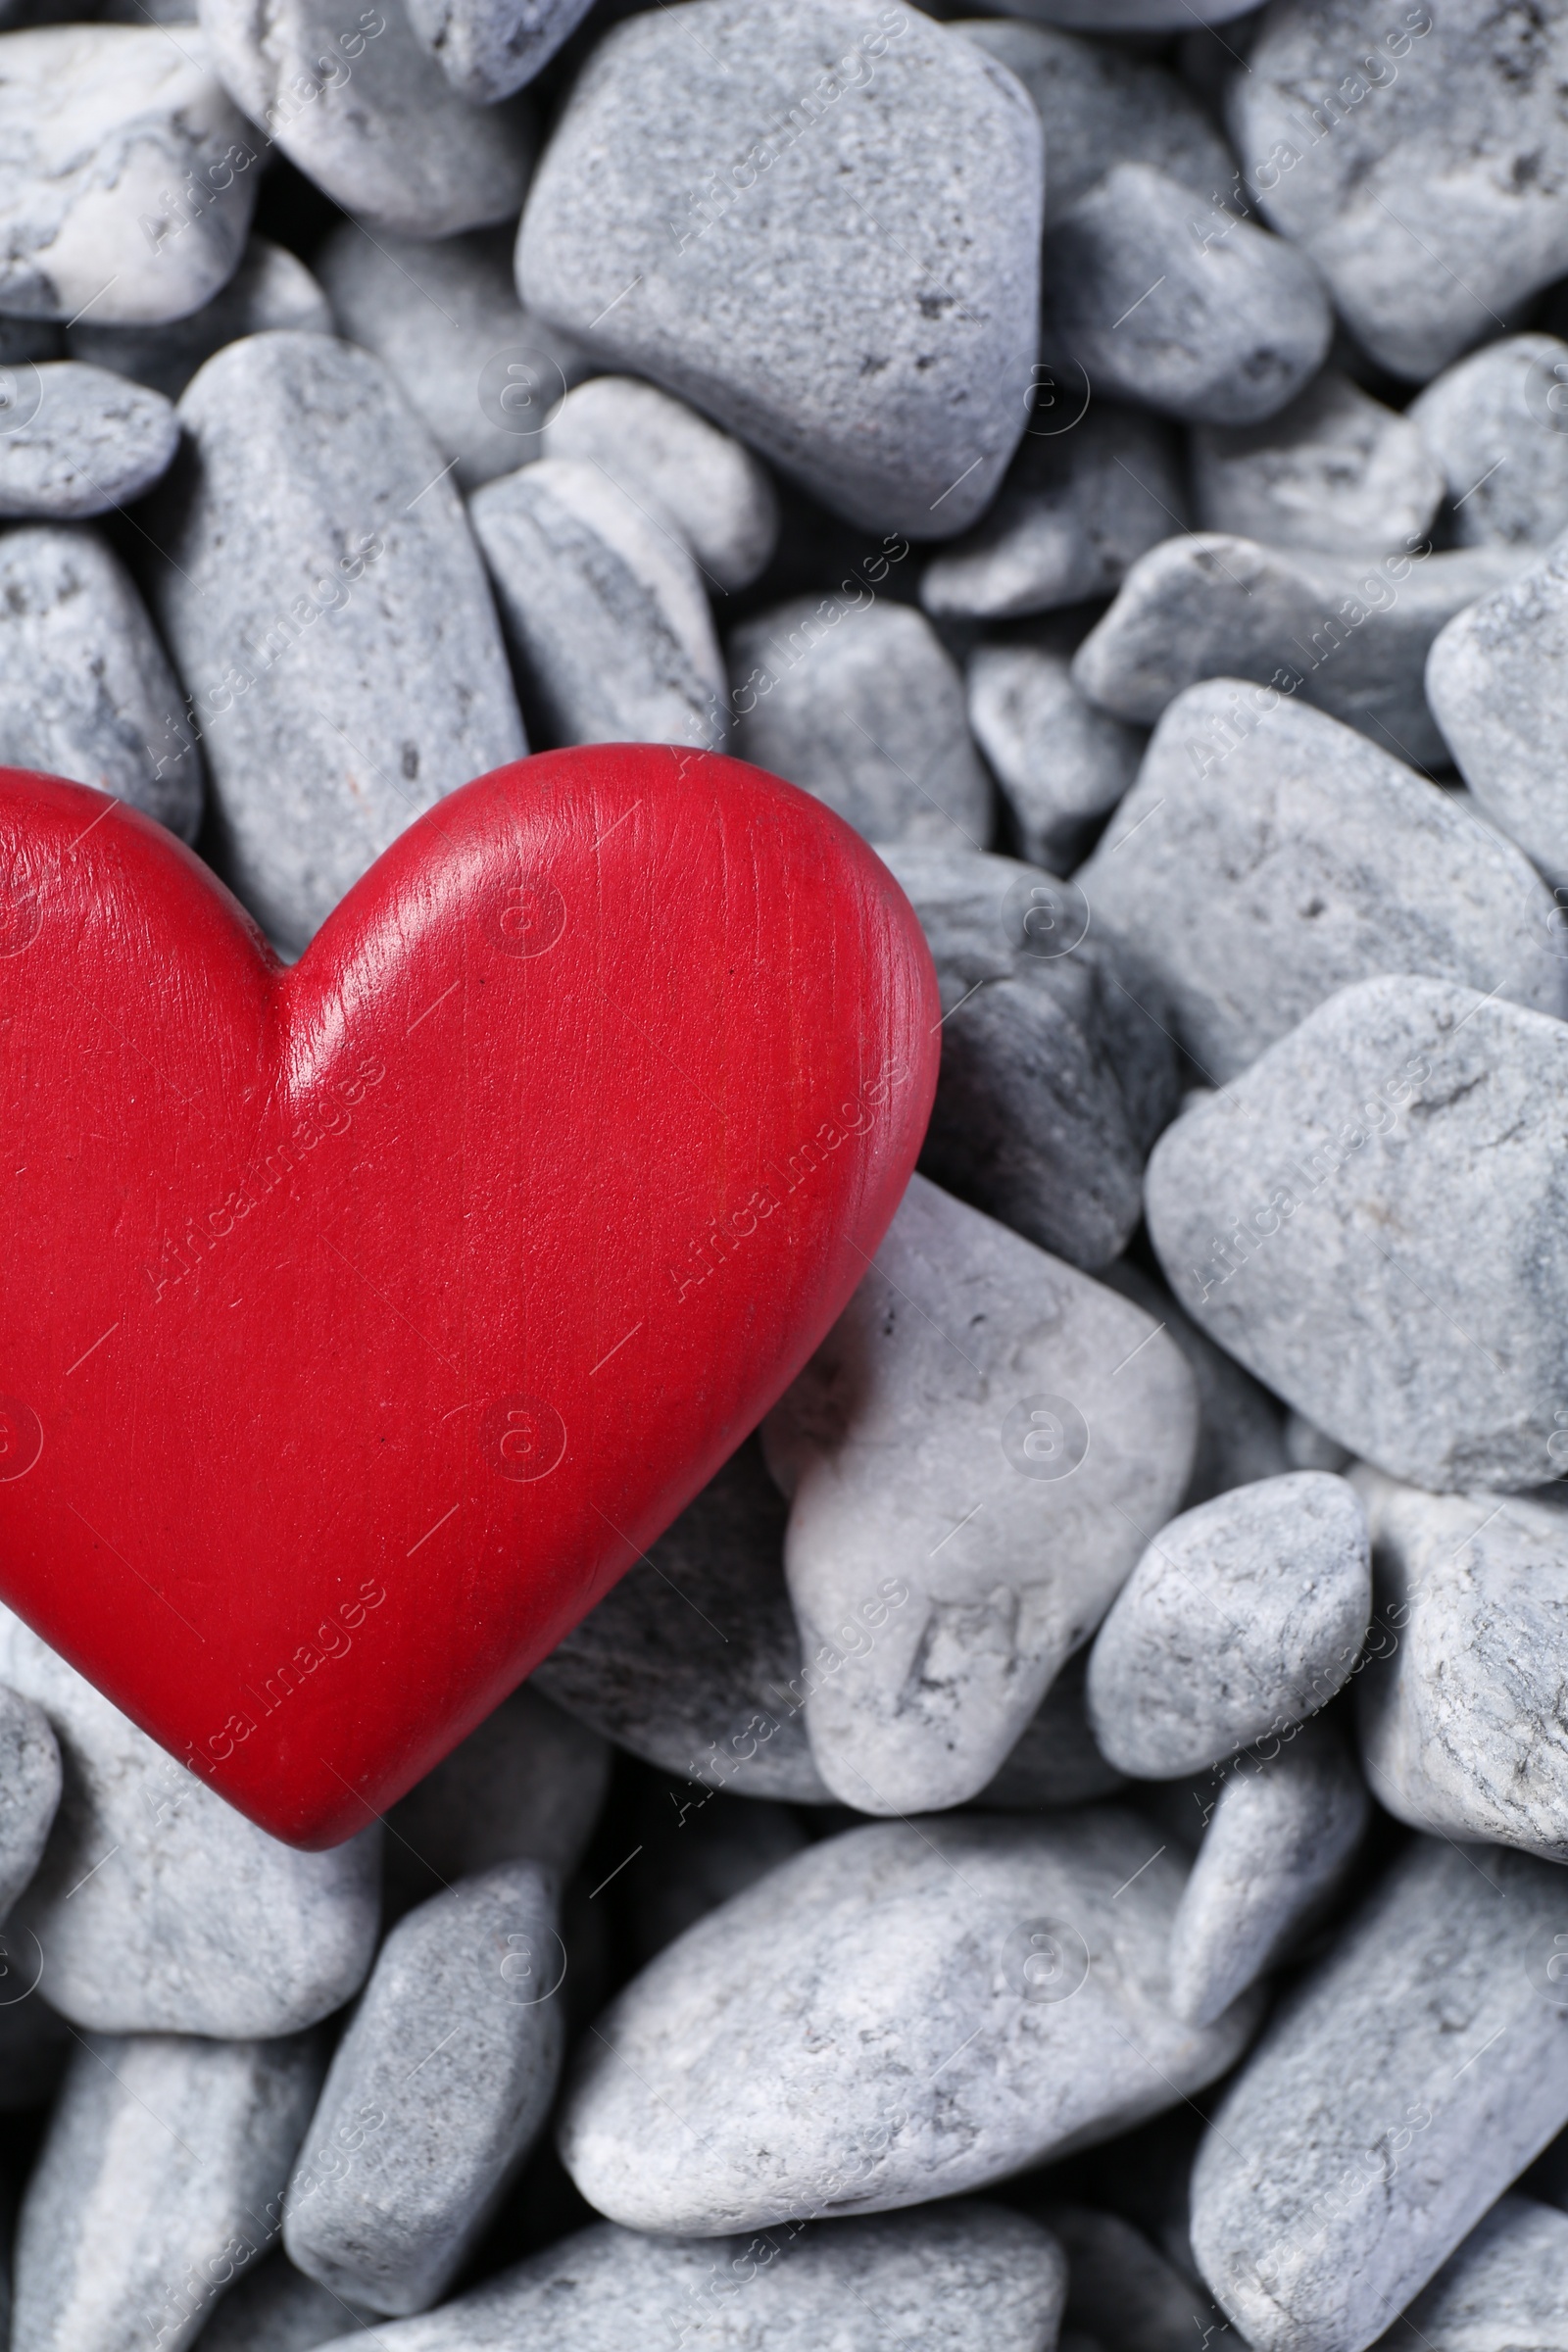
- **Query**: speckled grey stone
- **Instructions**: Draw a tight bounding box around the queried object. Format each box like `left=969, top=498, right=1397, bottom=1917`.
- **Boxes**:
left=197, top=2253, right=376, bottom=2352
left=979, top=1648, right=1124, bottom=1810
left=0, top=1686, right=58, bottom=1926
left=762, top=1175, right=1197, bottom=1814
left=470, top=458, right=723, bottom=750
left=633, top=1793, right=809, bottom=1964
left=0, top=25, right=256, bottom=323
left=69, top=237, right=331, bottom=403
left=285, top=1864, right=564, bottom=2316
left=1375, top=2197, right=1568, bottom=2352
left=14, top=2031, right=323, bottom=2352
left=1192, top=373, right=1443, bottom=560
left=404, top=0, right=592, bottom=103
left=1408, top=334, right=1568, bottom=549
left=1077, top=682, right=1567, bottom=1085
left=967, top=635, right=1143, bottom=871
left=146, top=330, right=524, bottom=956
left=1043, top=2203, right=1222, bottom=2352
left=1190, top=1838, right=1568, bottom=2352
left=728, top=597, right=991, bottom=850
left=0, top=363, right=175, bottom=517
left=515, top=0, right=1043, bottom=537
left=0, top=1603, right=379, bottom=2037
left=882, top=843, right=1178, bottom=1270
left=1427, top=530, right=1568, bottom=885
left=1101, top=1259, right=1289, bottom=1512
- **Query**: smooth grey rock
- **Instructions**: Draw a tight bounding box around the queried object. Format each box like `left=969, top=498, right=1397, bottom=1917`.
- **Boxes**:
left=0, top=24, right=256, bottom=323
left=69, top=236, right=332, bottom=403
left=1375, top=2197, right=1568, bottom=2352
left=1168, top=1719, right=1370, bottom=2029
left=0, top=525, right=203, bottom=842
left=404, top=0, right=593, bottom=102
left=515, top=0, right=1043, bottom=537
left=1075, top=534, right=1526, bottom=771
left=1101, top=1259, right=1289, bottom=1512
left=471, top=457, right=723, bottom=750
left=0, top=363, right=175, bottom=517
left=1077, top=681, right=1568, bottom=1084
left=1043, top=2203, right=1222, bottom=2352
left=633, top=1792, right=808, bottom=1963
left=1146, top=975, right=1568, bottom=1496
left=196, top=2252, right=376, bottom=2352
left=1192, top=373, right=1443, bottom=560
left=1409, top=334, right=1568, bottom=549
left=198, top=0, right=531, bottom=239
left=968, top=636, right=1143, bottom=872
left=541, top=375, right=778, bottom=594
left=979, top=1647, right=1124, bottom=1810
left=1232, top=1, right=1568, bottom=381
left=0, top=1686, right=58, bottom=1925
left=920, top=404, right=1183, bottom=621
left=285, top=1863, right=564, bottom=2316
left=0, top=1603, right=379, bottom=2036
left=147, top=330, right=524, bottom=956
left=762, top=1175, right=1197, bottom=1814
left=317, top=220, right=589, bottom=495
left=1428, top=530, right=1568, bottom=885
left=729, top=597, right=991, bottom=850
left=15, top=2031, right=322, bottom=2352
left=882, top=843, right=1178, bottom=1270
left=1191, top=1838, right=1568, bottom=2352
left=1042, top=165, right=1332, bottom=430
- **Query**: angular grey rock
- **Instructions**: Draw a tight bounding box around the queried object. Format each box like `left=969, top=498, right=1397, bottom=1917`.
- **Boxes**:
left=1042, top=166, right=1332, bottom=429
left=0, top=25, right=257, bottom=323
left=198, top=0, right=531, bottom=239
left=0, top=363, right=176, bottom=518
left=1232, top=1, right=1568, bottom=380
left=147, top=330, right=524, bottom=956
left=196, top=2252, right=376, bottom=2352
left=1146, top=975, right=1568, bottom=1493
left=471, top=458, right=723, bottom=750
left=633, top=1793, right=808, bottom=1963
left=0, top=525, right=203, bottom=843
left=1377, top=2197, right=1568, bottom=2352
left=1101, top=1259, right=1289, bottom=1512
left=542, top=375, right=779, bottom=594
left=728, top=597, right=991, bottom=850
left=0, top=1603, right=379, bottom=2036
left=562, top=1811, right=1259, bottom=2232
left=515, top=0, right=1043, bottom=537
left=979, top=1648, right=1124, bottom=1810
left=14, top=2030, right=322, bottom=2352
left=404, top=0, right=593, bottom=103
left=1427, top=532, right=1568, bottom=884
left=69, top=236, right=332, bottom=403
left=967, top=634, right=1143, bottom=872
left=1191, top=373, right=1443, bottom=560
left=881, top=843, right=1178, bottom=1269
left=1408, top=334, right=1568, bottom=549
left=1043, top=2203, right=1222, bottom=2352
left=0, top=1686, right=59, bottom=1925
left=1076, top=681, right=1568, bottom=1084
left=762, top=1175, right=1197, bottom=1814
left=284, top=1863, right=564, bottom=2316
left=1190, top=1838, right=1568, bottom=2352
left=920, top=405, right=1184, bottom=621
left=317, top=220, right=589, bottom=495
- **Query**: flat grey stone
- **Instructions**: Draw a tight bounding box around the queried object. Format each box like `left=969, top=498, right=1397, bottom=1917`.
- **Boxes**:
left=0, top=1603, right=379, bottom=2037
left=0, top=363, right=175, bottom=517
left=515, top=0, right=1043, bottom=537
left=967, top=634, right=1144, bottom=871
left=542, top=375, right=779, bottom=594
left=1375, top=2197, right=1568, bottom=2352
left=1192, top=372, right=1443, bottom=560
left=1191, top=1838, right=1568, bottom=2352
left=404, top=0, right=593, bottom=103
left=882, top=843, right=1178, bottom=1269
left=1043, top=2203, right=1223, bottom=2352
left=1146, top=974, right=1568, bottom=1493
left=1427, top=530, right=1568, bottom=885
left=728, top=597, right=991, bottom=849
left=198, top=0, right=531, bottom=239
left=1101, top=1259, right=1289, bottom=1511
left=1409, top=334, right=1568, bottom=549
left=978, top=1647, right=1124, bottom=1810
left=0, top=24, right=256, bottom=323
left=762, top=1175, right=1197, bottom=1814
left=563, top=1810, right=1259, bottom=2232
left=1076, top=681, right=1568, bottom=1084
left=70, top=236, right=332, bottom=403
left=14, top=2030, right=322, bottom=2352
left=633, top=1793, right=808, bottom=1964
left=0, top=1686, right=58, bottom=1926
left=147, top=330, right=524, bottom=956
left=1042, top=165, right=1332, bottom=429
left=1232, top=1, right=1568, bottom=380
left=284, top=1863, right=564, bottom=2316
left=920, top=404, right=1183, bottom=621
left=196, top=2252, right=376, bottom=2352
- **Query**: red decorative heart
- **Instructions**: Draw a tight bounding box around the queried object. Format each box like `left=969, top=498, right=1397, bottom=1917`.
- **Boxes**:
left=0, top=750, right=937, bottom=1846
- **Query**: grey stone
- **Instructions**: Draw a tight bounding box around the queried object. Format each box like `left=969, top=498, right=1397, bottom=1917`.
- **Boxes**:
left=1101, top=1259, right=1289, bottom=1512
left=1192, top=373, right=1443, bottom=561
left=1042, top=2203, right=1222, bottom=2352
left=1409, top=334, right=1568, bottom=549
left=515, top=0, right=1043, bottom=538
left=633, top=1793, right=809, bottom=1963
left=1232, top=1, right=1568, bottom=381
left=404, top=0, right=593, bottom=103
left=0, top=1686, right=58, bottom=1925
left=1427, top=530, right=1568, bottom=886
left=70, top=236, right=332, bottom=403
left=1145, top=973, right=1568, bottom=1493
left=0, top=24, right=256, bottom=324
left=198, top=0, right=531, bottom=239
left=979, top=1647, right=1124, bottom=1810
left=1042, top=165, right=1332, bottom=430
left=920, top=405, right=1184, bottom=621
left=1076, top=681, right=1568, bottom=1085
left=147, top=330, right=524, bottom=956
left=197, top=2252, right=377, bottom=2352
left=881, top=843, right=1178, bottom=1270
left=0, top=524, right=203, bottom=843
left=316, top=221, right=589, bottom=495
left=14, top=2031, right=322, bottom=2352
left=1190, top=1838, right=1568, bottom=2352
left=284, top=1863, right=564, bottom=2317
left=761, top=1175, right=1197, bottom=1814
left=967, top=635, right=1144, bottom=872
left=728, top=596, right=992, bottom=850
left=0, top=363, right=175, bottom=517
left=542, top=375, right=779, bottom=594
left=1375, top=2197, right=1568, bottom=2352
left=0, top=1603, right=379, bottom=2037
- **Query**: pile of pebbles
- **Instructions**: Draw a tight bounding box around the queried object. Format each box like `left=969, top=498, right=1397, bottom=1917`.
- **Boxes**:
left=7, top=0, right=1568, bottom=2346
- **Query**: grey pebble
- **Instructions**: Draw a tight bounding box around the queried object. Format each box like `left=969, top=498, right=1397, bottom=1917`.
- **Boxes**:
left=196, top=2251, right=377, bottom=2352
left=1409, top=334, right=1568, bottom=549
left=515, top=0, right=1043, bottom=536
left=979, top=1648, right=1125, bottom=1810
left=69, top=236, right=331, bottom=404
left=0, top=363, right=175, bottom=518
left=1191, top=372, right=1444, bottom=560
left=967, top=632, right=1145, bottom=871
left=632, top=1792, right=808, bottom=1963
left=561, top=1811, right=1259, bottom=2233
left=0, top=1685, right=58, bottom=1925
left=1101, top=1258, right=1289, bottom=1512
left=1375, top=2196, right=1568, bottom=2352
left=1043, top=2202, right=1222, bottom=2352
left=1427, top=529, right=1568, bottom=884
left=403, top=0, right=593, bottom=104
left=147, top=330, right=525, bottom=956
